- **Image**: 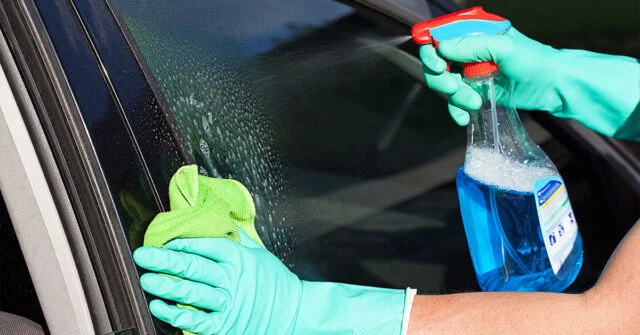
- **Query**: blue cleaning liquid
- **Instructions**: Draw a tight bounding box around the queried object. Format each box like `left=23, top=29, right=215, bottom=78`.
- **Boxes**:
left=456, top=167, right=583, bottom=292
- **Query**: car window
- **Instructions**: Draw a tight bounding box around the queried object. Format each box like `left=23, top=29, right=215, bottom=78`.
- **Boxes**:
left=110, top=0, right=626, bottom=298
left=110, top=0, right=478, bottom=287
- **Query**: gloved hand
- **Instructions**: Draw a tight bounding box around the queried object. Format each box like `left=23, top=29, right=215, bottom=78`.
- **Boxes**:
left=420, top=27, right=640, bottom=140
left=134, top=238, right=413, bottom=335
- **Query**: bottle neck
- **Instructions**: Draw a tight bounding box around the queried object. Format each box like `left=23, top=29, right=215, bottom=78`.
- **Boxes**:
left=464, top=71, right=549, bottom=166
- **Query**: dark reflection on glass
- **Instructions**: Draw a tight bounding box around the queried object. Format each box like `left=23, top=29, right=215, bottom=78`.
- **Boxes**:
left=113, top=0, right=354, bottom=57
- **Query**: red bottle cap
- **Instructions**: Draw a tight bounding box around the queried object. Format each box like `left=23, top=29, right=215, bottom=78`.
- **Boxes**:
left=463, top=61, right=499, bottom=77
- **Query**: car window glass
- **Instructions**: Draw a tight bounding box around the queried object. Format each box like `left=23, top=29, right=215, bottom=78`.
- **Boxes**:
left=110, top=0, right=479, bottom=288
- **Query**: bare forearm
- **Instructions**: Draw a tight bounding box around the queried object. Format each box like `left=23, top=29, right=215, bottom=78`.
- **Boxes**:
left=409, top=221, right=640, bottom=334
left=408, top=291, right=586, bottom=334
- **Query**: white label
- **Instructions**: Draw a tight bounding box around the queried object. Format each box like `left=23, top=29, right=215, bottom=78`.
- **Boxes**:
left=534, top=177, right=578, bottom=274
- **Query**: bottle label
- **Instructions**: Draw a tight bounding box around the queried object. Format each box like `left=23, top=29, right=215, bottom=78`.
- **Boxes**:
left=534, top=177, right=578, bottom=274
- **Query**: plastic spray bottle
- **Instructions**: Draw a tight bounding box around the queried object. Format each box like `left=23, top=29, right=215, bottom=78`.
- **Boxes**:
left=412, top=7, right=583, bottom=292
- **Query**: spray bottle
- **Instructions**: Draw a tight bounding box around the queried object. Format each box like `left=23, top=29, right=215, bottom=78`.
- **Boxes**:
left=412, top=7, right=583, bottom=292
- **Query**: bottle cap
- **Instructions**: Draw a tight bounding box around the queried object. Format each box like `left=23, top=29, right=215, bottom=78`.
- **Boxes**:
left=463, top=61, right=499, bottom=77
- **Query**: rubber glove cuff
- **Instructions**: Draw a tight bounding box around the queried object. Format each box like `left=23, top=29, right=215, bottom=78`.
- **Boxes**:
left=552, top=50, right=640, bottom=139
left=294, top=281, right=416, bottom=335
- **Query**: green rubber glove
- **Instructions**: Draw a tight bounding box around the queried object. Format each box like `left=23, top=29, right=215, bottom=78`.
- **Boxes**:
left=141, top=164, right=264, bottom=335
left=133, top=238, right=413, bottom=335
left=420, top=27, right=640, bottom=140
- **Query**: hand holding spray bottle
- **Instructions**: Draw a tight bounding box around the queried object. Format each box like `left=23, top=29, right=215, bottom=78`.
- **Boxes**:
left=413, top=7, right=583, bottom=292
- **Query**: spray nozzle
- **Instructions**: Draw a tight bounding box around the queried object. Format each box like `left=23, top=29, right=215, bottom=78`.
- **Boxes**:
left=412, top=6, right=511, bottom=76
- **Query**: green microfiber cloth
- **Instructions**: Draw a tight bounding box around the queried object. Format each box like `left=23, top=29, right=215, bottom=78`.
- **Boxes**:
left=143, top=165, right=264, bottom=335
left=144, top=164, right=264, bottom=248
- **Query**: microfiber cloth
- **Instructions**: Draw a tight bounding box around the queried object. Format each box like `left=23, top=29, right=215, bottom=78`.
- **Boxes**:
left=144, top=164, right=264, bottom=248
left=143, top=165, right=264, bottom=335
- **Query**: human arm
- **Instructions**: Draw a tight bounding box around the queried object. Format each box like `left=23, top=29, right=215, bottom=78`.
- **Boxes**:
left=407, top=220, right=640, bottom=334
left=420, top=27, right=640, bottom=140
